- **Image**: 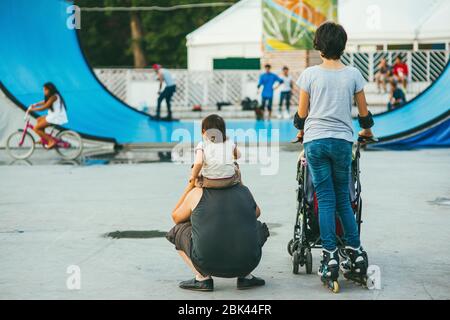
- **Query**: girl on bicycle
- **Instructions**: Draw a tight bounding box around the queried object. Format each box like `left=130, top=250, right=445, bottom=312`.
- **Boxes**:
left=294, top=22, right=375, bottom=288
left=28, top=82, right=68, bottom=149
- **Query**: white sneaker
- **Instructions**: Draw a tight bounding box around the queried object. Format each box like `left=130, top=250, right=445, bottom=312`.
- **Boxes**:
left=276, top=111, right=283, bottom=119
left=283, top=110, right=290, bottom=119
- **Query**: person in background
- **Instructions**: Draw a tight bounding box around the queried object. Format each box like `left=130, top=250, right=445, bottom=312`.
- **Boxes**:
left=387, top=80, right=407, bottom=111
left=153, top=64, right=176, bottom=121
left=257, top=64, right=283, bottom=120
left=278, top=66, right=295, bottom=119
left=27, top=82, right=68, bottom=149
left=375, top=58, right=391, bottom=93
left=392, top=57, right=409, bottom=91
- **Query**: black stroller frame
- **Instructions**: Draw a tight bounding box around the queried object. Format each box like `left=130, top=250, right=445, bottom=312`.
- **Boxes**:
left=287, top=141, right=364, bottom=275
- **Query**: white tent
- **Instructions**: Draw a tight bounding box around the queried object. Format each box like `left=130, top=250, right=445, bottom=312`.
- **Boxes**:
left=340, top=0, right=450, bottom=45
left=187, top=0, right=450, bottom=70
left=416, top=0, right=450, bottom=41
left=186, top=0, right=262, bottom=70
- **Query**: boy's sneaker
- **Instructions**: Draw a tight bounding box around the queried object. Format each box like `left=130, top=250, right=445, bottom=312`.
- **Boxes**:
left=276, top=111, right=283, bottom=119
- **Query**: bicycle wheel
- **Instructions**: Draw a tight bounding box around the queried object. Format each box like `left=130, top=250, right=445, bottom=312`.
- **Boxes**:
left=55, top=131, right=83, bottom=160
left=6, top=130, right=35, bottom=160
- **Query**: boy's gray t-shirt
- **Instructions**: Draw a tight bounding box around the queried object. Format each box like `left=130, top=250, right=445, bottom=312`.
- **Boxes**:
left=296, top=65, right=366, bottom=144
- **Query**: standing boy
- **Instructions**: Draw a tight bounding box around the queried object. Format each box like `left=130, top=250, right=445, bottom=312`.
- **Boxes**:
left=278, top=66, right=294, bottom=119
left=294, top=22, right=375, bottom=292
left=257, top=64, right=283, bottom=119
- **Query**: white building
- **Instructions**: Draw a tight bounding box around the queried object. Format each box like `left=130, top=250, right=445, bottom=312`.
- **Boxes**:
left=186, top=0, right=450, bottom=70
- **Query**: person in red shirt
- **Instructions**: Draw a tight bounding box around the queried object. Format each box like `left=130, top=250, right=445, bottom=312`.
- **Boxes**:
left=392, top=57, right=409, bottom=90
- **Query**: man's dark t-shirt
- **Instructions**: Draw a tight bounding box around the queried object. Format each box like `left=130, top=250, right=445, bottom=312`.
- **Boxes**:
left=190, top=184, right=262, bottom=278
left=393, top=88, right=406, bottom=104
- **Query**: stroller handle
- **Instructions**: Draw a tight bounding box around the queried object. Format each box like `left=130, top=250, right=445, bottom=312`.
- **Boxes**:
left=291, top=137, right=303, bottom=144
left=357, top=135, right=379, bottom=144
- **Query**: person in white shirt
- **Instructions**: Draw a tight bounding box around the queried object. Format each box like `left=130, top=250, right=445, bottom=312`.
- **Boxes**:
left=278, top=66, right=294, bottom=119
left=152, top=64, right=176, bottom=121
left=28, top=82, right=68, bottom=149
left=189, top=115, right=241, bottom=189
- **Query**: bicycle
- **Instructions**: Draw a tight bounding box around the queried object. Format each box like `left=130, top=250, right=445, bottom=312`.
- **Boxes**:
left=6, top=110, right=83, bottom=160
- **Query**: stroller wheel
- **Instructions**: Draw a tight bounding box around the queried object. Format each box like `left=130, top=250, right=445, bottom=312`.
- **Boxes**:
left=287, top=239, right=299, bottom=256
left=305, top=250, right=313, bottom=274
left=293, top=251, right=300, bottom=275
left=287, top=239, right=294, bottom=256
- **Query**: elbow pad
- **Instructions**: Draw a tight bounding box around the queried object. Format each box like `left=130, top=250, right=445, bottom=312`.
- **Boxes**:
left=358, top=111, right=374, bottom=129
left=294, top=113, right=307, bottom=130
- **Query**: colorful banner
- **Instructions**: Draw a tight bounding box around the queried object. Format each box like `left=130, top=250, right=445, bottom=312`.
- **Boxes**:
left=263, top=0, right=338, bottom=51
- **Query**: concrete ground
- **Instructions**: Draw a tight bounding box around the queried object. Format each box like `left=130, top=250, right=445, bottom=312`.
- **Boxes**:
left=0, top=147, right=449, bottom=300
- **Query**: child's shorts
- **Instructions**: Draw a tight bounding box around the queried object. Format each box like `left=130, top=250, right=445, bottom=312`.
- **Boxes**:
left=195, top=167, right=242, bottom=189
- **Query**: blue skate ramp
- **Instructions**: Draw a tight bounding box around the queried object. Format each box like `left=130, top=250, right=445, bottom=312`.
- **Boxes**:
left=357, top=62, right=450, bottom=148
left=0, top=0, right=195, bottom=144
left=0, top=0, right=449, bottom=147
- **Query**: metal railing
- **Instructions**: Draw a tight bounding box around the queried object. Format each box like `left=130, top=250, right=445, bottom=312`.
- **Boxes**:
left=342, top=50, right=449, bottom=82
left=95, top=50, right=448, bottom=108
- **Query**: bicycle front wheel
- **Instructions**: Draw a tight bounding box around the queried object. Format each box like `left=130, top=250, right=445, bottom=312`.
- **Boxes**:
left=6, top=130, right=35, bottom=160
left=55, top=131, right=83, bottom=160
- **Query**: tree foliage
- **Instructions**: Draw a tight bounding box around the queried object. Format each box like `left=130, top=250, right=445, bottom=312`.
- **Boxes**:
left=76, top=0, right=238, bottom=68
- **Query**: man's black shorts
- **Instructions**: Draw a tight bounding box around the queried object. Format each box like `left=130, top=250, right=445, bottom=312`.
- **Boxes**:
left=166, top=221, right=269, bottom=277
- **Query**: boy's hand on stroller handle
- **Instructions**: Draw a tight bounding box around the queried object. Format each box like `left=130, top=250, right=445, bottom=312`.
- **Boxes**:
left=291, top=131, right=304, bottom=144
left=358, top=128, right=378, bottom=143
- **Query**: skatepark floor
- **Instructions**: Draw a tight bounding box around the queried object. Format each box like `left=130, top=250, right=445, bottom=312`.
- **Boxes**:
left=0, top=148, right=449, bottom=300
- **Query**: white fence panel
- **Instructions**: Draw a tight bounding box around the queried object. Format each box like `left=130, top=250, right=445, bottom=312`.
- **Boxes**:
left=95, top=50, right=448, bottom=108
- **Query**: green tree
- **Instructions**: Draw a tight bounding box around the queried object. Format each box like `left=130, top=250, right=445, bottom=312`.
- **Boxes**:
left=76, top=0, right=238, bottom=68
left=104, top=0, right=148, bottom=67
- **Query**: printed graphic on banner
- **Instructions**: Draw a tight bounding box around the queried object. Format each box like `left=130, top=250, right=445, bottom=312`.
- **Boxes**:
left=263, top=0, right=338, bottom=51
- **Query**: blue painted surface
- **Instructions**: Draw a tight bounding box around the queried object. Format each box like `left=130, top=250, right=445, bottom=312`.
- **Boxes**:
left=352, top=63, right=450, bottom=145
left=0, top=0, right=449, bottom=146
left=372, top=118, right=450, bottom=149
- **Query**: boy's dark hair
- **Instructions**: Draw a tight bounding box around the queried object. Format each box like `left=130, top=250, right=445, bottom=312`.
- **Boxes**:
left=282, top=66, right=289, bottom=71
left=264, top=64, right=271, bottom=69
left=314, top=22, right=347, bottom=60
left=202, top=114, right=226, bottom=143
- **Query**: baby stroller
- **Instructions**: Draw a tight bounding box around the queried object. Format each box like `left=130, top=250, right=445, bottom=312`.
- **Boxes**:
left=287, top=138, right=370, bottom=278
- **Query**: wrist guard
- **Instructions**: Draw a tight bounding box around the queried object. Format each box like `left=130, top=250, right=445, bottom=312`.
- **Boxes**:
left=294, top=113, right=307, bottom=130
left=358, top=111, right=374, bottom=129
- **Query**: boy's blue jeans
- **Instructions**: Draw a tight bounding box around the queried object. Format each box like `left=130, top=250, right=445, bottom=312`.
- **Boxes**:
left=304, top=138, right=361, bottom=251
